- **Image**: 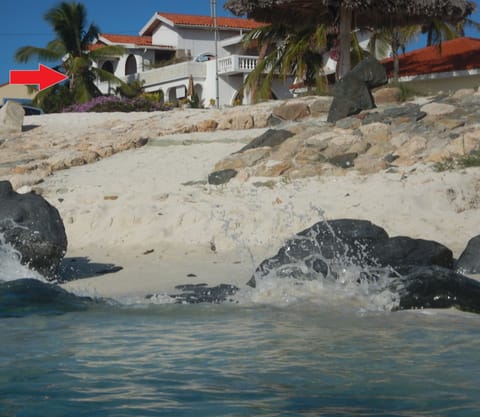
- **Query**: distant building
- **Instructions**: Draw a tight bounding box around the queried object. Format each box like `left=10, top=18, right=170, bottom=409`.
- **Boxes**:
left=383, top=37, right=480, bottom=94
left=0, top=83, right=37, bottom=105
left=90, top=12, right=294, bottom=106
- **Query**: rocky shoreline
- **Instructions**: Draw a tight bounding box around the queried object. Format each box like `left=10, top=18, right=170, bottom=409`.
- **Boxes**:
left=2, top=87, right=480, bottom=193
left=1, top=87, right=480, bottom=301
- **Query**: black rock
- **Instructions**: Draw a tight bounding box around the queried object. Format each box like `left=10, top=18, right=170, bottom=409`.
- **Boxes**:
left=0, top=181, right=67, bottom=279
left=394, top=266, right=480, bottom=314
left=249, top=219, right=389, bottom=287
left=371, top=236, right=453, bottom=270
left=249, top=219, right=479, bottom=313
left=456, top=235, right=480, bottom=274
left=250, top=219, right=453, bottom=287
left=327, top=56, right=387, bottom=123
left=236, top=129, right=294, bottom=153
left=208, top=169, right=238, bottom=185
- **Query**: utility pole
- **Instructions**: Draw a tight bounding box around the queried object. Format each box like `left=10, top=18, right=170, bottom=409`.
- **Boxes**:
left=211, top=0, right=220, bottom=108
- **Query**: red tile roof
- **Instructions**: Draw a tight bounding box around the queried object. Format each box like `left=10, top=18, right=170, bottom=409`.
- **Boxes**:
left=101, top=34, right=153, bottom=46
left=158, top=12, right=265, bottom=30
left=383, top=37, right=480, bottom=78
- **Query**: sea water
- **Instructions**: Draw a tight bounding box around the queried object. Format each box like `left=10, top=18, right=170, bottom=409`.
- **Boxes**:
left=1, top=240, right=480, bottom=416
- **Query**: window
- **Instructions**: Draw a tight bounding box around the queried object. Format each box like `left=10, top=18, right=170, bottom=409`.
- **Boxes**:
left=125, top=55, right=137, bottom=75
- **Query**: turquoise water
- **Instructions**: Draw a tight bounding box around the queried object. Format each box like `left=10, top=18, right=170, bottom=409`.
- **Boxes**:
left=1, top=299, right=480, bottom=417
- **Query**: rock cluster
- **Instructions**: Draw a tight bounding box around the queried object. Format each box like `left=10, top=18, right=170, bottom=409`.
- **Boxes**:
left=2, top=88, right=480, bottom=191
left=250, top=218, right=480, bottom=314
left=0, top=97, right=329, bottom=190
left=212, top=89, right=480, bottom=181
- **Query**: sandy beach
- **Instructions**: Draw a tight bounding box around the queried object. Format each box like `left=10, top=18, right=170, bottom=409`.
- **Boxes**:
left=2, top=96, right=480, bottom=300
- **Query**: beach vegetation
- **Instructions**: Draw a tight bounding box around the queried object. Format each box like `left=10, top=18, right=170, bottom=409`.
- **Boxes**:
left=15, top=1, right=125, bottom=110
left=187, top=93, right=203, bottom=109
left=241, top=24, right=331, bottom=103
left=367, top=25, right=420, bottom=82
left=117, top=79, right=145, bottom=99
left=433, top=150, right=480, bottom=171
left=63, top=95, right=172, bottom=113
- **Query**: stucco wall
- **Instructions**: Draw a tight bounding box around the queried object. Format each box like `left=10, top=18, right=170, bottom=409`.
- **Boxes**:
left=399, top=74, right=480, bottom=95
left=152, top=25, right=179, bottom=47
left=0, top=84, right=37, bottom=104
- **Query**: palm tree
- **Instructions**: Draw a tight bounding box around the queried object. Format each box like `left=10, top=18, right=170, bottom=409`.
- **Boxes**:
left=241, top=24, right=329, bottom=102
left=422, top=19, right=460, bottom=46
left=15, top=1, right=124, bottom=105
left=422, top=16, right=480, bottom=47
left=367, top=25, right=420, bottom=82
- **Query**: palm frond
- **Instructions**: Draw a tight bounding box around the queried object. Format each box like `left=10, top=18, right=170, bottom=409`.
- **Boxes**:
left=82, top=23, right=101, bottom=47
left=91, top=67, right=124, bottom=84
left=15, top=45, right=64, bottom=63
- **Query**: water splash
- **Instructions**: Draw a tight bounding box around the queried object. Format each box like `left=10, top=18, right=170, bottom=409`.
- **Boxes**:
left=0, top=232, right=47, bottom=283
left=239, top=217, right=405, bottom=312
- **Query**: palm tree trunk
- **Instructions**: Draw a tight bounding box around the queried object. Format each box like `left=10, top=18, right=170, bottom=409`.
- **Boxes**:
left=337, top=7, right=352, bottom=79
left=251, top=42, right=268, bottom=103
left=391, top=36, right=400, bottom=82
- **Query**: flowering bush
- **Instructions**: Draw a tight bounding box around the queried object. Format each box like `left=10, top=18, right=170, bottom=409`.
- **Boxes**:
left=64, top=95, right=173, bottom=113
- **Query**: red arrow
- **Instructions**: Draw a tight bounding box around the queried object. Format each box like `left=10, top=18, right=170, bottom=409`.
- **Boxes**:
left=10, top=64, right=68, bottom=91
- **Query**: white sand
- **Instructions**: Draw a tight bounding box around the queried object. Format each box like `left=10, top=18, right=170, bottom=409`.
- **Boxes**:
left=22, top=112, right=480, bottom=299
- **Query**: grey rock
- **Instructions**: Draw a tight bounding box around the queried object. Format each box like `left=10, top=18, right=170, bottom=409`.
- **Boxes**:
left=208, top=169, right=238, bottom=185
left=327, top=56, right=387, bottom=123
left=0, top=101, right=24, bottom=134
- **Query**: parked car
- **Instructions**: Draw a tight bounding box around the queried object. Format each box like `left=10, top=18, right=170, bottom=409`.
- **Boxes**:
left=21, top=105, right=44, bottom=115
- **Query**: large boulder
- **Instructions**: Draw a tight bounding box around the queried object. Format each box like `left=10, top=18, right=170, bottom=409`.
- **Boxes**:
left=327, top=56, right=387, bottom=123
left=250, top=219, right=389, bottom=286
left=0, top=101, right=24, bottom=134
left=0, top=181, right=67, bottom=279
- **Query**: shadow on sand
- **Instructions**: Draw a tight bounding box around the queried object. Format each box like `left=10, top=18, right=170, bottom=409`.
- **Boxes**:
left=59, top=257, right=123, bottom=282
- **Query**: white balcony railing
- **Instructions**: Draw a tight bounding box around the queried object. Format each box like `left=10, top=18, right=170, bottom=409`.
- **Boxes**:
left=217, top=55, right=259, bottom=75
left=95, top=56, right=261, bottom=94
left=125, top=61, right=207, bottom=86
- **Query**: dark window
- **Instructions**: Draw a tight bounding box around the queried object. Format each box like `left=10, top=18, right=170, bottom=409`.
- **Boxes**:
left=125, top=55, right=137, bottom=75
left=102, top=61, right=114, bottom=73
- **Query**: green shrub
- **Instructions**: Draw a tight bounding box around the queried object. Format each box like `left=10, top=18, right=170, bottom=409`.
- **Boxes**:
left=433, top=151, right=480, bottom=171
left=34, top=84, right=74, bottom=113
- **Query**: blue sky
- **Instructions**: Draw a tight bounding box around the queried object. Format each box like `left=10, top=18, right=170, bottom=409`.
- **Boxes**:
left=1, top=0, right=480, bottom=84
left=1, top=0, right=232, bottom=84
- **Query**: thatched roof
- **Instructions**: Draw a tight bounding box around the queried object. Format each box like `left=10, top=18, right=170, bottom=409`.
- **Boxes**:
left=225, top=0, right=476, bottom=29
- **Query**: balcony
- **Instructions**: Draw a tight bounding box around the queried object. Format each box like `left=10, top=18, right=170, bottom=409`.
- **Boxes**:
left=217, top=55, right=259, bottom=75
left=125, top=61, right=207, bottom=86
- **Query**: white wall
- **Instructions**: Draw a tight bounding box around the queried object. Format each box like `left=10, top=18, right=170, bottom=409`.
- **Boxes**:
left=152, top=25, right=179, bottom=47
left=150, top=23, right=246, bottom=60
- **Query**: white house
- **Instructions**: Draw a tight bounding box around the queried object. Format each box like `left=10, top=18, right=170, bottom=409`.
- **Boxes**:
left=91, top=12, right=294, bottom=106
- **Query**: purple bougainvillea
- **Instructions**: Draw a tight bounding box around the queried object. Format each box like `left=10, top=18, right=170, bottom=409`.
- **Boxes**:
left=64, top=96, right=173, bottom=113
